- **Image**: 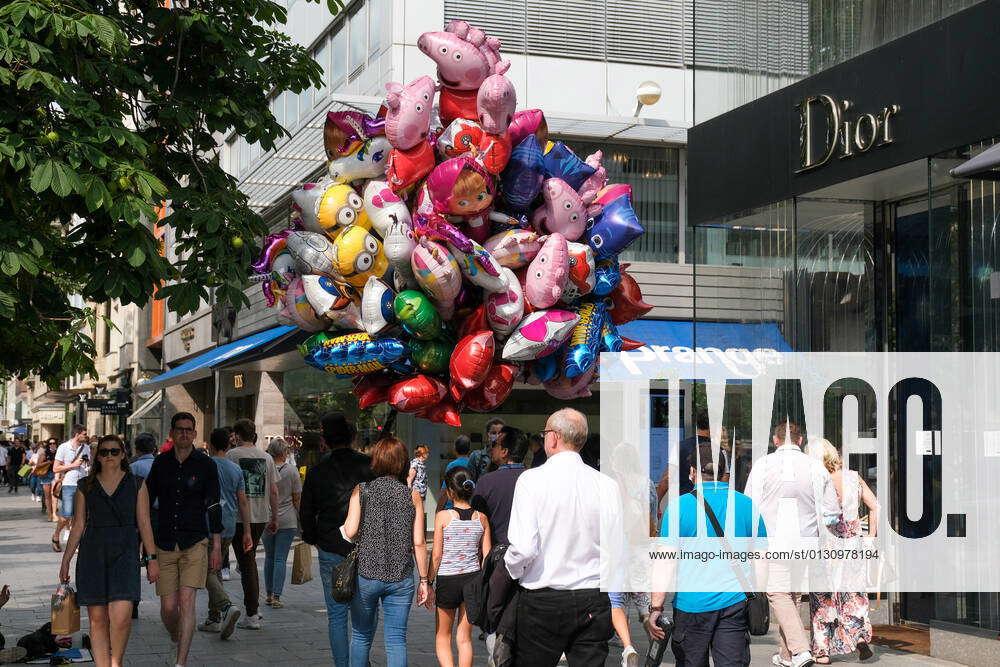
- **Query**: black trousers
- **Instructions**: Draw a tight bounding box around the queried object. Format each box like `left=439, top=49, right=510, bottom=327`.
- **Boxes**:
left=671, top=600, right=751, bottom=667
left=515, top=588, right=613, bottom=667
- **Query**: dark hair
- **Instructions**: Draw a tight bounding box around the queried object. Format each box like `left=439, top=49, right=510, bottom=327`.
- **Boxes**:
left=301, top=431, right=323, bottom=451
left=170, top=412, right=196, bottom=430
left=134, top=432, right=157, bottom=455
left=81, top=435, right=128, bottom=492
left=454, top=434, right=471, bottom=456
left=695, top=410, right=710, bottom=432
left=497, top=426, right=529, bottom=463
left=771, top=420, right=803, bottom=444
left=370, top=436, right=409, bottom=482
left=580, top=433, right=600, bottom=470
left=445, top=466, right=476, bottom=502
left=485, top=418, right=505, bottom=431
left=688, top=442, right=729, bottom=478
left=232, top=418, right=256, bottom=443
left=321, top=412, right=354, bottom=449
left=209, top=428, right=231, bottom=452
left=528, top=433, right=543, bottom=449
left=71, top=424, right=87, bottom=436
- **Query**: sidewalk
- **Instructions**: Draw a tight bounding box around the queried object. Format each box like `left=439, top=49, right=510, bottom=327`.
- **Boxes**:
left=0, top=491, right=957, bottom=665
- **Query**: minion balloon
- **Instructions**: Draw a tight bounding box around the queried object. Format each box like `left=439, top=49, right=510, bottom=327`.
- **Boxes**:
left=317, top=183, right=371, bottom=235
left=333, top=225, right=389, bottom=288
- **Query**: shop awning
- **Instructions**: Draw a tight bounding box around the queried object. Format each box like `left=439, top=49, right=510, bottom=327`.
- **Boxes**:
left=950, top=143, right=1000, bottom=180
left=136, top=325, right=297, bottom=393
left=9, top=425, right=28, bottom=436
left=127, top=392, right=162, bottom=424
left=617, top=320, right=793, bottom=353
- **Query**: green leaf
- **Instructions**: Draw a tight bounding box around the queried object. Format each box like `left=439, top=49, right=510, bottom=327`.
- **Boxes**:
left=1, top=252, right=20, bottom=276
left=30, top=159, right=53, bottom=193
left=50, top=162, right=80, bottom=197
left=0, top=289, right=15, bottom=318
left=127, top=247, right=145, bottom=267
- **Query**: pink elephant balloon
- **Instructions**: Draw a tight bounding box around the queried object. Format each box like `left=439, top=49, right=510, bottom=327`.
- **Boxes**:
left=477, top=60, right=516, bottom=135
left=417, top=20, right=502, bottom=126
left=524, top=233, right=569, bottom=309
left=531, top=178, right=588, bottom=241
left=483, top=229, right=543, bottom=268
left=485, top=268, right=525, bottom=340
left=383, top=76, right=436, bottom=151
left=501, top=309, right=579, bottom=362
left=411, top=239, right=462, bottom=307
left=578, top=150, right=608, bottom=215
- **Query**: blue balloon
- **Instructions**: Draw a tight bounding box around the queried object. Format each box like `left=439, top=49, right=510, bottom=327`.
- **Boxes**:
left=302, top=334, right=407, bottom=376
left=501, top=135, right=545, bottom=212
left=586, top=195, right=644, bottom=259
left=592, top=258, right=621, bottom=296
left=542, top=141, right=596, bottom=191
left=601, top=317, right=623, bottom=353
left=533, top=352, right=560, bottom=382
left=563, top=301, right=606, bottom=378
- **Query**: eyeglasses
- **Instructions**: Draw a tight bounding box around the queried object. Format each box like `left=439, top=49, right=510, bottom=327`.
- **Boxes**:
left=539, top=430, right=555, bottom=439
left=97, top=448, right=121, bottom=457
left=172, top=427, right=195, bottom=434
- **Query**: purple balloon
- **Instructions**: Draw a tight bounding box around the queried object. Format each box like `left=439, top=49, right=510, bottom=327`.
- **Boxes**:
left=586, top=194, right=644, bottom=259
left=500, top=135, right=545, bottom=212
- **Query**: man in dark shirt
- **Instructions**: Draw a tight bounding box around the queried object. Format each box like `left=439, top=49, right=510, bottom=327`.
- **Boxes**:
left=299, top=412, right=373, bottom=666
left=139, top=412, right=222, bottom=667
left=655, top=411, right=712, bottom=506
left=471, top=425, right=529, bottom=546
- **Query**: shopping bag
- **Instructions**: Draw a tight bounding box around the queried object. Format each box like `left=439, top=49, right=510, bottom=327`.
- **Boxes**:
left=18, top=464, right=32, bottom=478
left=291, top=542, right=313, bottom=585
left=51, top=583, right=80, bottom=635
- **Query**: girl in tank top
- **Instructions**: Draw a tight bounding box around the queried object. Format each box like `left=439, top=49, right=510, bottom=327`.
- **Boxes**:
left=431, top=466, right=492, bottom=667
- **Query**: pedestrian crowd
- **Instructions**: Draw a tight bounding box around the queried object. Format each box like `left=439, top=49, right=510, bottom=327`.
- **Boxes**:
left=0, top=407, right=880, bottom=667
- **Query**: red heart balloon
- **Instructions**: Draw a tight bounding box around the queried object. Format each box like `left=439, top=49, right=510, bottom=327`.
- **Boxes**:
left=463, top=363, right=518, bottom=412
left=388, top=375, right=447, bottom=412
left=450, top=331, right=495, bottom=394
left=417, top=398, right=463, bottom=427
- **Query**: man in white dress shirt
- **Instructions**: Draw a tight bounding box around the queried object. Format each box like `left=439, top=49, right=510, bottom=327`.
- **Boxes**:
left=744, top=421, right=841, bottom=667
left=505, top=408, right=623, bottom=666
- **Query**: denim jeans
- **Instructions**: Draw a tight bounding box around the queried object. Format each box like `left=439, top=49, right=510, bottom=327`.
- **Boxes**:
left=317, top=549, right=351, bottom=667
left=350, top=574, right=415, bottom=667
left=262, top=527, right=296, bottom=597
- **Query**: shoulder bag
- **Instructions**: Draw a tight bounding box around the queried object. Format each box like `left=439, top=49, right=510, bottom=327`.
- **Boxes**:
left=330, top=483, right=367, bottom=604
left=694, top=489, right=770, bottom=636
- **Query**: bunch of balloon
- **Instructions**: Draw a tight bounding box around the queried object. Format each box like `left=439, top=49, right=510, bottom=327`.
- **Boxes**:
left=249, top=20, right=653, bottom=425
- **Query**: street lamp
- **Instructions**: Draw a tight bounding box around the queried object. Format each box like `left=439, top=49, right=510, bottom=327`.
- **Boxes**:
left=633, top=81, right=662, bottom=117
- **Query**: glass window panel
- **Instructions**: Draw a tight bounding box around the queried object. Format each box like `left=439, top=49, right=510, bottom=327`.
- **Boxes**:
left=270, top=94, right=284, bottom=128
left=349, top=3, right=367, bottom=74
left=313, top=37, right=329, bottom=107
left=284, top=91, right=298, bottom=128
left=368, top=0, right=382, bottom=57
left=330, top=23, right=347, bottom=87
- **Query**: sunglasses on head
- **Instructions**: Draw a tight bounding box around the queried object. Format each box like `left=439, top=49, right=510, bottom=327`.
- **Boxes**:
left=97, top=448, right=121, bottom=457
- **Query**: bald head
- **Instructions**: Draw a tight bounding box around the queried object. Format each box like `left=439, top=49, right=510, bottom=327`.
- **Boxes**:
left=547, top=408, right=588, bottom=454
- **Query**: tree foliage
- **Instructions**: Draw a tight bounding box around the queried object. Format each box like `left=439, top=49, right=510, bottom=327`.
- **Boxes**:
left=0, top=0, right=340, bottom=384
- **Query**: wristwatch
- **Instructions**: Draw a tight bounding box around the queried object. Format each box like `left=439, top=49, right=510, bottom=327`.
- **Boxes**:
left=144, top=554, right=157, bottom=563
left=649, top=605, right=663, bottom=613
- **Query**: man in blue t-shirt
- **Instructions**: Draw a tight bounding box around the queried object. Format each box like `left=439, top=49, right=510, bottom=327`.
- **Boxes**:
left=199, top=427, right=252, bottom=640
left=647, top=442, right=767, bottom=667
left=436, top=434, right=471, bottom=512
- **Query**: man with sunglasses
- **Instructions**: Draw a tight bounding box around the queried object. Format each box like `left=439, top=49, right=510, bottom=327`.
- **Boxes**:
left=140, top=412, right=223, bottom=667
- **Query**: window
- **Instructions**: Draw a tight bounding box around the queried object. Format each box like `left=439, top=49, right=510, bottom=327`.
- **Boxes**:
left=270, top=94, right=284, bottom=129
left=368, top=0, right=383, bottom=57
left=284, top=91, right=298, bottom=128
left=330, top=23, right=347, bottom=88
left=349, top=3, right=367, bottom=75
left=313, top=36, right=329, bottom=107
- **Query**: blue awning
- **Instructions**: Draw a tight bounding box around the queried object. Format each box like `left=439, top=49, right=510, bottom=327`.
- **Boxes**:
left=137, top=326, right=296, bottom=393
left=9, top=425, right=28, bottom=436
left=617, top=320, right=792, bottom=352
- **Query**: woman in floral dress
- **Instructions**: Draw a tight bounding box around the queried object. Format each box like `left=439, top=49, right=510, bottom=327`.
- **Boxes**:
left=806, top=438, right=880, bottom=663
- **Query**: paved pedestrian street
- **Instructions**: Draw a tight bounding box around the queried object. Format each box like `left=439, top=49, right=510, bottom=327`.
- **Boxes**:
left=0, top=493, right=957, bottom=666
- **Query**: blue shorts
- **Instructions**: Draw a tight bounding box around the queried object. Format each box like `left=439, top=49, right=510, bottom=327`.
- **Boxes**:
left=60, top=485, right=77, bottom=518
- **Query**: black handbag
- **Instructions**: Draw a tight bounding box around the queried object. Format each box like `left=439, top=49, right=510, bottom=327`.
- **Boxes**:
left=330, top=483, right=367, bottom=604
left=694, top=490, right=770, bottom=636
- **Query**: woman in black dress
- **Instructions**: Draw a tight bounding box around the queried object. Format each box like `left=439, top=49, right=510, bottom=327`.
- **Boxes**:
left=59, top=435, right=158, bottom=667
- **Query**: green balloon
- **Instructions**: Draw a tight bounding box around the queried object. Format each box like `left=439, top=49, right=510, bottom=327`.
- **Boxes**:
left=393, top=290, right=441, bottom=341
left=409, top=339, right=452, bottom=374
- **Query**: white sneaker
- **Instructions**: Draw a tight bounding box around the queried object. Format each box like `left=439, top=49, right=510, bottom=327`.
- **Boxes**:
left=621, top=645, right=638, bottom=667
left=219, top=604, right=241, bottom=640
left=772, top=654, right=792, bottom=667
left=236, top=613, right=262, bottom=630
left=0, top=646, right=28, bottom=664
left=197, top=618, right=220, bottom=633
left=220, top=567, right=231, bottom=581
left=790, top=652, right=815, bottom=667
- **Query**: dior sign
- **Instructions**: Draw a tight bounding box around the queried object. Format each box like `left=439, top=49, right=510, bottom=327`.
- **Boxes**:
left=796, top=94, right=900, bottom=173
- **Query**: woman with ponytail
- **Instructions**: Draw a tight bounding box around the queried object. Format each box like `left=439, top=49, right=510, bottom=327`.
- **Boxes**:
left=431, top=466, right=491, bottom=667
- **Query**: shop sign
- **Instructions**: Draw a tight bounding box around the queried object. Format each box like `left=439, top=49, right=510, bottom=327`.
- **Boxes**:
left=796, top=94, right=900, bottom=173
left=86, top=393, right=111, bottom=411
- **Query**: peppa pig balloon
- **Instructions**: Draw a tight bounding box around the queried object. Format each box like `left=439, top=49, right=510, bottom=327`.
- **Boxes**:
left=508, top=109, right=548, bottom=148
left=563, top=242, right=596, bottom=301
left=501, top=309, right=579, bottom=361
left=531, top=178, right=588, bottom=241
left=524, top=233, right=569, bottom=309
left=542, top=141, right=597, bottom=191
left=302, top=275, right=362, bottom=329
left=485, top=268, right=525, bottom=340
left=483, top=229, right=542, bottom=269
left=411, top=240, right=462, bottom=305
left=388, top=374, right=448, bottom=412
left=544, top=365, right=596, bottom=400
left=477, top=60, right=516, bottom=135
left=383, top=76, right=435, bottom=151
left=360, top=276, right=396, bottom=336
left=500, top=135, right=545, bottom=212
left=417, top=20, right=502, bottom=126
left=327, top=136, right=391, bottom=184
left=578, top=150, right=608, bottom=214
left=450, top=330, right=495, bottom=399
left=463, top=362, right=518, bottom=412
left=587, top=194, right=645, bottom=259
left=363, top=179, right=412, bottom=238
